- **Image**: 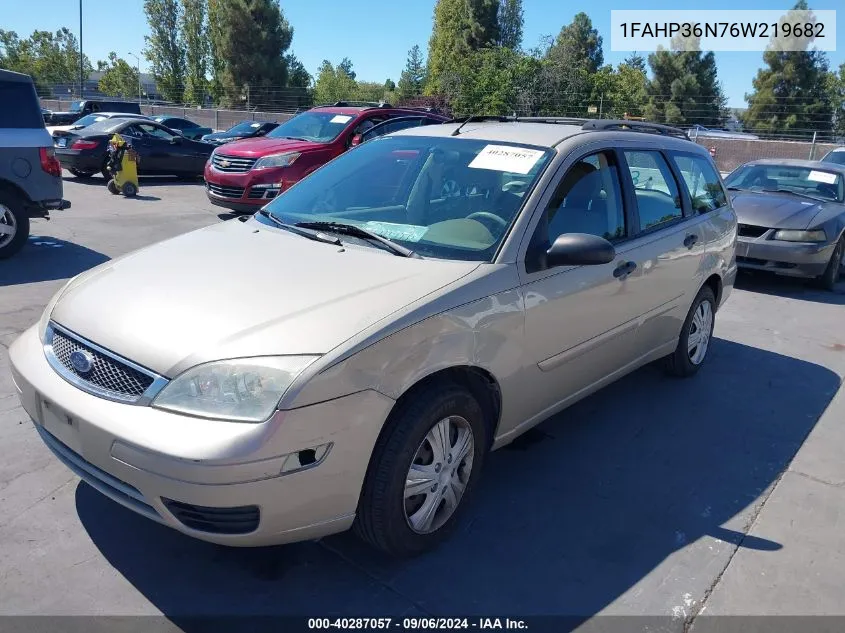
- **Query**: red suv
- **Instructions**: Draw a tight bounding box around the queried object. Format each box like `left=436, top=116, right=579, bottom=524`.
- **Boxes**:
left=204, top=102, right=449, bottom=213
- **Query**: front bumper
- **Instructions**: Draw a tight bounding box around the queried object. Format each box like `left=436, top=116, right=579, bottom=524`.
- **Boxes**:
left=9, top=325, right=394, bottom=546
left=203, top=163, right=294, bottom=212
left=736, top=236, right=835, bottom=278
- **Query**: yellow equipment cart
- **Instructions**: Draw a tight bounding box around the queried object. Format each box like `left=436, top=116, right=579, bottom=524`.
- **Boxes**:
left=106, top=133, right=140, bottom=197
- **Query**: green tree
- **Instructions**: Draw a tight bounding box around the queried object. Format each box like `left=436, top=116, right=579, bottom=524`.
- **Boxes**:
left=313, top=59, right=357, bottom=104
left=497, top=0, right=523, bottom=50
left=829, top=63, right=845, bottom=137
left=548, top=12, right=604, bottom=73
left=97, top=52, right=140, bottom=99
left=742, top=1, right=833, bottom=138
left=465, top=0, right=500, bottom=50
left=384, top=78, right=396, bottom=92
left=397, top=44, right=427, bottom=99
left=208, top=0, right=294, bottom=108
left=0, top=28, right=92, bottom=94
left=143, top=0, right=185, bottom=102
left=622, top=51, right=646, bottom=74
left=206, top=0, right=226, bottom=103
left=644, top=33, right=727, bottom=127
left=181, top=0, right=207, bottom=105
left=355, top=81, right=388, bottom=102
left=285, top=53, right=311, bottom=88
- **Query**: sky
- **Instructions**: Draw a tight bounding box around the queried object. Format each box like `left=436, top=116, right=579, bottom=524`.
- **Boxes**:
left=3, top=0, right=844, bottom=108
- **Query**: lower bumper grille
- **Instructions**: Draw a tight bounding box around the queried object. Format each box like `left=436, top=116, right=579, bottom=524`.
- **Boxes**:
left=162, top=498, right=260, bottom=535
left=36, top=424, right=162, bottom=523
left=207, top=183, right=246, bottom=199
left=738, top=224, right=769, bottom=238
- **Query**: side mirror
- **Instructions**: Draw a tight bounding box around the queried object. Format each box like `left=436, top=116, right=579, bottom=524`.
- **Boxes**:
left=350, top=134, right=363, bottom=147
left=546, top=233, right=616, bottom=268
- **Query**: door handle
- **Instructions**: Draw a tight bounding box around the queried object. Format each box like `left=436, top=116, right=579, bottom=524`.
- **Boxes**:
left=684, top=234, right=699, bottom=248
left=613, top=261, right=637, bottom=279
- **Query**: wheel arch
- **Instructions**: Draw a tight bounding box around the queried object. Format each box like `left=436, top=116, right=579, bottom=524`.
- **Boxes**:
left=0, top=178, right=33, bottom=205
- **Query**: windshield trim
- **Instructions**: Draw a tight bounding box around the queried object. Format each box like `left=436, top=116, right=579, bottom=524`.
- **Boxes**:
left=266, top=111, right=356, bottom=143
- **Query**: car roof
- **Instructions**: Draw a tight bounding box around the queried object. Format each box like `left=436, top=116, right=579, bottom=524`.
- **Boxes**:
left=742, top=158, right=845, bottom=175
left=0, top=69, right=33, bottom=83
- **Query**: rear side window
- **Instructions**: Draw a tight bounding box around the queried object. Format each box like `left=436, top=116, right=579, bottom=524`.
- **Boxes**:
left=0, top=80, right=44, bottom=128
left=671, top=154, right=727, bottom=213
left=623, top=150, right=683, bottom=231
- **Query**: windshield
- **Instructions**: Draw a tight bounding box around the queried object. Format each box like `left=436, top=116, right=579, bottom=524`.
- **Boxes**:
left=70, top=101, right=83, bottom=113
left=227, top=121, right=264, bottom=135
left=725, top=164, right=844, bottom=203
left=71, top=114, right=107, bottom=127
left=266, top=111, right=356, bottom=143
left=83, top=119, right=128, bottom=135
left=262, top=135, right=552, bottom=261
left=821, top=151, right=845, bottom=167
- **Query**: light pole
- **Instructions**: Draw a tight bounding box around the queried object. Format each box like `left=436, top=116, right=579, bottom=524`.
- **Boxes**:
left=127, top=52, right=141, bottom=101
left=78, top=0, right=83, bottom=99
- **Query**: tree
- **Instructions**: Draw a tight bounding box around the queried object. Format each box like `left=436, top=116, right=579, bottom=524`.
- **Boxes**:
left=644, top=33, right=727, bottom=127
left=384, top=78, right=396, bottom=92
left=97, top=53, right=140, bottom=99
left=207, top=0, right=294, bottom=108
left=355, top=81, right=388, bottom=102
left=143, top=0, right=184, bottom=102
left=285, top=54, right=311, bottom=88
left=427, top=0, right=499, bottom=93
left=206, top=0, right=226, bottom=102
left=313, top=59, right=357, bottom=104
left=0, top=28, right=92, bottom=94
left=830, top=63, right=845, bottom=137
left=622, top=51, right=646, bottom=74
left=181, top=0, right=207, bottom=105
left=742, top=1, right=833, bottom=138
left=498, top=0, right=523, bottom=50
left=547, top=12, right=604, bottom=73
left=397, top=44, right=426, bottom=99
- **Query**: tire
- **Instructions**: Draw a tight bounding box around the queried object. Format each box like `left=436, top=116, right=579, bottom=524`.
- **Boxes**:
left=121, top=182, right=138, bottom=197
left=815, top=236, right=844, bottom=292
left=662, top=285, right=717, bottom=378
left=0, top=190, right=30, bottom=260
left=354, top=383, right=489, bottom=557
left=107, top=180, right=119, bottom=195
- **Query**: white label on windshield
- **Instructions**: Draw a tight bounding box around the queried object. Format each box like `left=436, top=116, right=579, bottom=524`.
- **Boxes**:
left=363, top=221, right=428, bottom=243
left=808, top=170, right=837, bottom=184
left=468, top=144, right=544, bottom=175
left=330, top=115, right=353, bottom=124
left=250, top=123, right=261, bottom=128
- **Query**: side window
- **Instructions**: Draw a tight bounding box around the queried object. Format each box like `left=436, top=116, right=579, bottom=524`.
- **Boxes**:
left=139, top=123, right=175, bottom=140
left=623, top=150, right=683, bottom=231
left=670, top=154, right=727, bottom=214
left=122, top=125, right=142, bottom=138
left=542, top=151, right=627, bottom=245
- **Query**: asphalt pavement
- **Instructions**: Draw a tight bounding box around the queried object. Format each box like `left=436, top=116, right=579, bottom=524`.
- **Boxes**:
left=0, top=173, right=844, bottom=632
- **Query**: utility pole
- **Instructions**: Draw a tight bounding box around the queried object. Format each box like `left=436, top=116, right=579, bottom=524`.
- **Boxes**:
left=128, top=52, right=141, bottom=100
left=78, top=0, right=83, bottom=99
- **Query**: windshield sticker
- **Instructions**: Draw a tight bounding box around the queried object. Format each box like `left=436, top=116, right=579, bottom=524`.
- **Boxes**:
left=468, top=144, right=545, bottom=175
left=250, top=123, right=261, bottom=128
left=363, top=221, right=428, bottom=243
left=330, top=115, right=353, bottom=124
left=808, top=170, right=837, bottom=184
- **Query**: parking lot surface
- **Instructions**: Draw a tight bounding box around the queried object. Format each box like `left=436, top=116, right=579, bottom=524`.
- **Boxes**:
left=1, top=173, right=844, bottom=628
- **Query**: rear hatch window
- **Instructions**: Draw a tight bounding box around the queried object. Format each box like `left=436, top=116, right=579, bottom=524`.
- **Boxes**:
left=0, top=79, right=44, bottom=128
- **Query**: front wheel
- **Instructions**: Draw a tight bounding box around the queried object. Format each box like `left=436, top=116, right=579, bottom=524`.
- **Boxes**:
left=0, top=191, right=30, bottom=259
left=815, top=236, right=844, bottom=291
left=121, top=182, right=138, bottom=197
left=662, top=285, right=716, bottom=378
left=354, top=384, right=488, bottom=557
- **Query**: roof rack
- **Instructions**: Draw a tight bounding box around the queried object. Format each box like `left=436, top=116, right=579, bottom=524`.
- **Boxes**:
left=581, top=119, right=690, bottom=140
left=328, top=100, right=392, bottom=108
left=519, top=117, right=589, bottom=126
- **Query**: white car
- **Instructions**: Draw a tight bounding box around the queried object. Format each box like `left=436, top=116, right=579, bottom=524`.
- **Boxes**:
left=47, top=112, right=150, bottom=137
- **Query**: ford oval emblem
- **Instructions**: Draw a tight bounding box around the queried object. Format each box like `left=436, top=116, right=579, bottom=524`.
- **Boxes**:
left=69, top=350, right=94, bottom=374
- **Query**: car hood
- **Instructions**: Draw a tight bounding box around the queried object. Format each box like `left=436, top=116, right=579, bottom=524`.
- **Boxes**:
left=50, top=219, right=480, bottom=377
left=214, top=136, right=322, bottom=157
left=730, top=191, right=824, bottom=229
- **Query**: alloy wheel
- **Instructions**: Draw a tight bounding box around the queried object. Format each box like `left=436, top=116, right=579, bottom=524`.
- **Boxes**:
left=0, top=204, right=17, bottom=249
left=687, top=300, right=713, bottom=365
left=404, top=415, right=475, bottom=534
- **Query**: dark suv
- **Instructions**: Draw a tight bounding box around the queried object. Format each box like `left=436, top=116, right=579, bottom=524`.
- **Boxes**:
left=0, top=70, right=70, bottom=259
left=204, top=102, right=448, bottom=212
left=46, top=99, right=142, bottom=125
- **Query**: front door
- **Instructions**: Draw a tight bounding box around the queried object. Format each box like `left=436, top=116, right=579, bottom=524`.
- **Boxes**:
left=519, top=150, right=644, bottom=415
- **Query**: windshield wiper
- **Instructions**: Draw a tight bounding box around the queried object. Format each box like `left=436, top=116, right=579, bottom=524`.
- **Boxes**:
left=774, top=189, right=820, bottom=201
left=726, top=186, right=744, bottom=191
left=294, top=221, right=417, bottom=258
left=257, top=210, right=341, bottom=245
left=280, top=136, right=310, bottom=142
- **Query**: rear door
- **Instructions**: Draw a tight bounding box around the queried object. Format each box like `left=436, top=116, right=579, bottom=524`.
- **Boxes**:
left=614, top=147, right=707, bottom=355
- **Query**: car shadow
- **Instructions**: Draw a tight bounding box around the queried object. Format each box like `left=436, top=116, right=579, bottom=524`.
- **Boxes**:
left=735, top=270, right=845, bottom=305
left=0, top=235, right=109, bottom=286
left=75, top=339, right=840, bottom=627
left=64, top=174, right=204, bottom=188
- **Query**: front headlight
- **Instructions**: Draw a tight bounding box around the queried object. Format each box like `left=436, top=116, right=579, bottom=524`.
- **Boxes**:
left=253, top=152, right=300, bottom=170
left=772, top=229, right=827, bottom=242
left=152, top=356, right=318, bottom=422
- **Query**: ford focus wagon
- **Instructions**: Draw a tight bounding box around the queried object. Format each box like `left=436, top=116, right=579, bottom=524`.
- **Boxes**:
left=9, top=117, right=737, bottom=557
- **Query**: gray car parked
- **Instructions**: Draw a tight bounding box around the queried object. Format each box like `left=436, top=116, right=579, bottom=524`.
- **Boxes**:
left=0, top=69, right=70, bottom=259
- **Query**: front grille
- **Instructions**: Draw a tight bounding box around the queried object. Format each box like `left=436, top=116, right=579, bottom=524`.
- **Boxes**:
left=738, top=224, right=769, bottom=238
left=247, top=187, right=280, bottom=200
left=211, top=154, right=257, bottom=173
left=162, top=498, right=260, bottom=534
left=49, top=327, right=155, bottom=399
left=207, top=182, right=245, bottom=199
left=36, top=424, right=162, bottom=523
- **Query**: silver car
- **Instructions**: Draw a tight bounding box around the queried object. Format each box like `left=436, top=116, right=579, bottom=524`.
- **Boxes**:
left=9, top=118, right=737, bottom=556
